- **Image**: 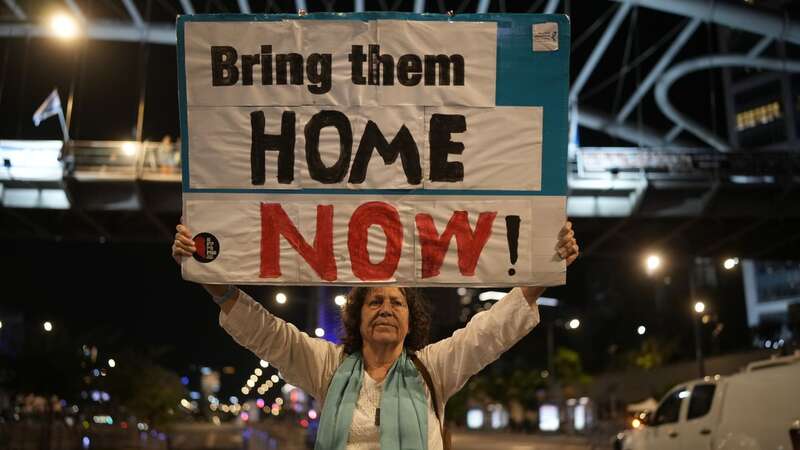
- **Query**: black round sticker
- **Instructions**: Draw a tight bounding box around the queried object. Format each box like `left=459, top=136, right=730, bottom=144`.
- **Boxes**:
left=192, top=232, right=220, bottom=263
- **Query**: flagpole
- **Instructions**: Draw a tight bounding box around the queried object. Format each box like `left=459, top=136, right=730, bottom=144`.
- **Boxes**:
left=57, top=109, right=70, bottom=142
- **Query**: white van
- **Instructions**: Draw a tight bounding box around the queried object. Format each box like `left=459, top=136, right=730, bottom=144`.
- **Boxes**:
left=618, top=352, right=800, bottom=450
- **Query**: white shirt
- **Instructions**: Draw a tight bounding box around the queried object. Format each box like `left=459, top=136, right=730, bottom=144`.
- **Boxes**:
left=219, top=288, right=540, bottom=449
left=346, top=370, right=443, bottom=450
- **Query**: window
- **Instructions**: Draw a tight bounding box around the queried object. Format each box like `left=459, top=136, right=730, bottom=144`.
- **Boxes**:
left=736, top=101, right=782, bottom=131
left=687, top=384, right=716, bottom=420
left=652, top=388, right=685, bottom=426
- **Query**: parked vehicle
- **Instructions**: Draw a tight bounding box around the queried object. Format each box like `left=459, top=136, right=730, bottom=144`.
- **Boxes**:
left=616, top=352, right=800, bottom=450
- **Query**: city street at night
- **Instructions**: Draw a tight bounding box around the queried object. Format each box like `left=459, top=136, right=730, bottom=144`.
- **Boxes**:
left=1, top=1, right=799, bottom=450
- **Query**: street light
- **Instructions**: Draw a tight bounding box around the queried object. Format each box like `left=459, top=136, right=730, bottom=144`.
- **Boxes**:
left=723, top=257, right=739, bottom=270
left=334, top=295, right=346, bottom=307
left=637, top=325, right=646, bottom=336
left=275, top=292, right=287, bottom=304
left=645, top=254, right=662, bottom=275
left=693, top=301, right=707, bottom=377
left=43, top=321, right=53, bottom=332
left=314, top=328, right=325, bottom=337
left=546, top=317, right=581, bottom=387
left=121, top=142, right=137, bottom=156
left=108, top=358, right=116, bottom=368
left=49, top=13, right=79, bottom=39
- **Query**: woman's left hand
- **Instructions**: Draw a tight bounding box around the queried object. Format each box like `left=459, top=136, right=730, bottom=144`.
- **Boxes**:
left=557, top=221, right=579, bottom=266
left=521, top=221, right=580, bottom=303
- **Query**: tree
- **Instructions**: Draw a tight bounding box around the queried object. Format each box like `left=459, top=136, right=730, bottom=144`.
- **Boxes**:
left=554, top=347, right=591, bottom=388
left=627, top=337, right=679, bottom=370
left=104, top=351, right=187, bottom=429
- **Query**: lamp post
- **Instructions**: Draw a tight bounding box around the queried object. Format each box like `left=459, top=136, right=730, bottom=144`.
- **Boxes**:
left=546, top=317, right=580, bottom=386
left=48, top=12, right=81, bottom=140
left=643, top=253, right=668, bottom=330
left=693, top=301, right=706, bottom=377
left=547, top=321, right=555, bottom=382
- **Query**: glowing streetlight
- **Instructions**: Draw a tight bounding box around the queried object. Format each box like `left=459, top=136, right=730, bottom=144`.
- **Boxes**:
left=121, top=142, right=137, bottom=156
left=49, top=13, right=79, bottom=39
left=0, top=320, right=3, bottom=329
left=567, top=319, right=580, bottom=330
left=723, top=257, right=739, bottom=270
left=334, top=295, right=346, bottom=307
left=637, top=325, right=646, bottom=336
left=645, top=254, right=662, bottom=275
left=108, top=358, right=116, bottom=368
left=43, top=321, right=53, bottom=332
left=314, top=328, right=325, bottom=337
left=692, top=301, right=707, bottom=377
left=275, top=292, right=287, bottom=304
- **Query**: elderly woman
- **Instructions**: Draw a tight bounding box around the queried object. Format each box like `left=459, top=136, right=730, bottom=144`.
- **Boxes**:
left=172, top=222, right=578, bottom=450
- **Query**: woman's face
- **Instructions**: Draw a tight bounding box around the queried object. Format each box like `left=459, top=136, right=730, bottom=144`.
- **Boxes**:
left=359, top=287, right=410, bottom=349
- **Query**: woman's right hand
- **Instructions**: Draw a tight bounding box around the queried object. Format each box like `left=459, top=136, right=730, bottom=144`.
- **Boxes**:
left=172, top=224, right=196, bottom=264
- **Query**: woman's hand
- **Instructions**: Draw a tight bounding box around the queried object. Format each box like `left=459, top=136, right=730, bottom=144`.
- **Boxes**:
left=557, top=220, right=579, bottom=266
left=521, top=220, right=579, bottom=304
left=172, top=224, right=196, bottom=264
left=171, top=223, right=236, bottom=309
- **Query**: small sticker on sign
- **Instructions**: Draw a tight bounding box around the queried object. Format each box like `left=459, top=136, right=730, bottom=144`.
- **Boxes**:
left=533, top=22, right=559, bottom=52
left=193, top=232, right=220, bottom=263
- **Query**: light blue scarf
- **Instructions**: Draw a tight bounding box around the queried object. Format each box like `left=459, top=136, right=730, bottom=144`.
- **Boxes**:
left=315, top=351, right=428, bottom=450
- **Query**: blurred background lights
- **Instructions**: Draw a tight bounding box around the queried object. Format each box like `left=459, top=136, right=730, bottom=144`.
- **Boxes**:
left=645, top=254, right=661, bottom=275
left=49, top=13, right=79, bottom=39
left=694, top=301, right=706, bottom=314
left=121, top=142, right=137, bottom=156
left=723, top=257, right=739, bottom=270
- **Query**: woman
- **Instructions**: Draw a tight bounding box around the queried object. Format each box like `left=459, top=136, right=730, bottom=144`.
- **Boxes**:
left=172, top=222, right=579, bottom=450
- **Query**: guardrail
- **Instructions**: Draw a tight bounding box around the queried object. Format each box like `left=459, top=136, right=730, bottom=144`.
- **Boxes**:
left=65, top=140, right=181, bottom=182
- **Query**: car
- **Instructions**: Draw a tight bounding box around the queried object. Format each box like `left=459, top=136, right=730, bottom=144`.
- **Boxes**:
left=616, top=351, right=800, bottom=450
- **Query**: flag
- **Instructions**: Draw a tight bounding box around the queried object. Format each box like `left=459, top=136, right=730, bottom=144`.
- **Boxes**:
left=32, top=89, right=63, bottom=127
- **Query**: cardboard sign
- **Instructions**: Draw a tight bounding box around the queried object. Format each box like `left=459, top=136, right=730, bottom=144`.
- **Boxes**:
left=178, top=13, right=570, bottom=286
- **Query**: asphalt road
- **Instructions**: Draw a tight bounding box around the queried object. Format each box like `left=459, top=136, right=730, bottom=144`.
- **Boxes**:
left=168, top=423, right=612, bottom=450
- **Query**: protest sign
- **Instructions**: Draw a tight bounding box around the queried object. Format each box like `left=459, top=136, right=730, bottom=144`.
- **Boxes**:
left=178, top=13, right=569, bottom=286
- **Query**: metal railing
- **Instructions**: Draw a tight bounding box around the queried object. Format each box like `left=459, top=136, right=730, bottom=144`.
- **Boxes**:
left=64, top=140, right=182, bottom=182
